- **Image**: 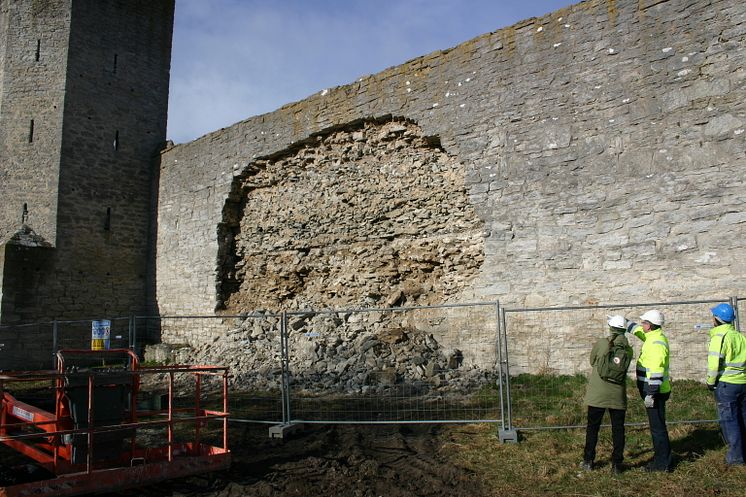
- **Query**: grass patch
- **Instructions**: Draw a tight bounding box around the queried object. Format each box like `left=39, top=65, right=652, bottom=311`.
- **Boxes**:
left=444, top=377, right=738, bottom=497
left=508, top=376, right=718, bottom=429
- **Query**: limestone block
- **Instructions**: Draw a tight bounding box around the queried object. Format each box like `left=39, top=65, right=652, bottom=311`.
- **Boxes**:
left=704, top=114, right=743, bottom=137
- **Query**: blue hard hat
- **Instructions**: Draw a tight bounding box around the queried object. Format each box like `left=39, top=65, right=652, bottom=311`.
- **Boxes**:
left=711, top=303, right=735, bottom=323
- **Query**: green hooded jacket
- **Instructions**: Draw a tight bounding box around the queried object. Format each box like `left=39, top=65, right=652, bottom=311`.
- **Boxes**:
left=584, top=332, right=631, bottom=410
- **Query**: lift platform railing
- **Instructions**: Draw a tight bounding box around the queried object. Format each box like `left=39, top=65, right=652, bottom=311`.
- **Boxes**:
left=0, top=349, right=231, bottom=497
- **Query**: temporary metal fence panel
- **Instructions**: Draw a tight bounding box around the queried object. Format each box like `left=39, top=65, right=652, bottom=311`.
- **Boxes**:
left=735, top=297, right=744, bottom=331
left=6, top=295, right=742, bottom=433
left=283, top=302, right=503, bottom=424
left=55, top=317, right=132, bottom=355
left=0, top=321, right=54, bottom=370
left=134, top=314, right=286, bottom=425
left=501, top=299, right=726, bottom=431
left=0, top=318, right=133, bottom=370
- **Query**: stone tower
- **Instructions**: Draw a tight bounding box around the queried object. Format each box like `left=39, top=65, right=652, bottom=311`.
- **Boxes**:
left=0, top=0, right=175, bottom=325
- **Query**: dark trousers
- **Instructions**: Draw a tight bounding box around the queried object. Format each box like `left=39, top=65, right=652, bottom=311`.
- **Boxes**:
left=584, top=406, right=626, bottom=464
left=638, top=382, right=672, bottom=470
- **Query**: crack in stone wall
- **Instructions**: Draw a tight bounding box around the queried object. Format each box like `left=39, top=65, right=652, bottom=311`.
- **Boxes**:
left=218, top=118, right=485, bottom=312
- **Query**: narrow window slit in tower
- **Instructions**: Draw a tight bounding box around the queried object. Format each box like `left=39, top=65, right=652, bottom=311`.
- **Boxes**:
left=28, top=120, right=34, bottom=143
left=104, top=207, right=112, bottom=231
left=113, top=130, right=119, bottom=150
left=113, top=54, right=118, bottom=74
left=22, top=203, right=29, bottom=224
left=35, top=40, right=41, bottom=61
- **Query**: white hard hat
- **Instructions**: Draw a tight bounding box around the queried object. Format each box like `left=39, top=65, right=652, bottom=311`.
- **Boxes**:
left=607, top=315, right=626, bottom=329
left=640, top=310, right=664, bottom=326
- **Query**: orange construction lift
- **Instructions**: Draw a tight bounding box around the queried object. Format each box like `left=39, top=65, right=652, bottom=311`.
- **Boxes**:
left=0, top=349, right=231, bottom=496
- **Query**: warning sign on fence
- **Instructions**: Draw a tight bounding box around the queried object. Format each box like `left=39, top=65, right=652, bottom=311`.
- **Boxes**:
left=91, top=320, right=111, bottom=350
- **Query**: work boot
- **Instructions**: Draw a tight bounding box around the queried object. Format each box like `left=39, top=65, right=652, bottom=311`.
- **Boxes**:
left=579, top=461, right=593, bottom=471
left=611, top=463, right=623, bottom=475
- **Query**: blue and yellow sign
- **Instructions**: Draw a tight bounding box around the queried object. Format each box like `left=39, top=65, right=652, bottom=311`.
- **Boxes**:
left=91, top=320, right=111, bottom=350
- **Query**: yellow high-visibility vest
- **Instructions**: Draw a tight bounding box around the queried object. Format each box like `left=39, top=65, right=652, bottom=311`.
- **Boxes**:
left=633, top=326, right=671, bottom=394
left=707, top=323, right=746, bottom=386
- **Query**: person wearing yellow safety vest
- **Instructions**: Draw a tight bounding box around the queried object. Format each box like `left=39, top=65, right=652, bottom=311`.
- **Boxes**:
left=626, top=309, right=672, bottom=472
left=706, top=303, right=746, bottom=466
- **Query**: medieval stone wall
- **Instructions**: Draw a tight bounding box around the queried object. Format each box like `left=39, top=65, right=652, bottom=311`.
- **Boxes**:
left=0, top=0, right=70, bottom=247
left=157, top=0, right=746, bottom=351
left=0, top=0, right=174, bottom=331
left=49, top=0, right=173, bottom=320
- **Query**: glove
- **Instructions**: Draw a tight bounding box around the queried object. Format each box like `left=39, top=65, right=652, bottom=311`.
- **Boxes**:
left=707, top=384, right=716, bottom=391
left=644, top=395, right=655, bottom=408
left=626, top=321, right=638, bottom=333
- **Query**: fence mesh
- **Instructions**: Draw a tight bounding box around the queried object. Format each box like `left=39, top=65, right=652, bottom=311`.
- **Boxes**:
left=55, top=317, right=132, bottom=352
left=4, top=296, right=743, bottom=431
left=0, top=321, right=54, bottom=370
left=135, top=314, right=285, bottom=424
left=502, top=300, right=725, bottom=430
left=284, top=303, right=502, bottom=423
left=0, top=318, right=138, bottom=371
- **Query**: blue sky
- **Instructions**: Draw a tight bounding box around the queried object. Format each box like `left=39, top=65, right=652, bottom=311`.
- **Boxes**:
left=168, top=0, right=576, bottom=143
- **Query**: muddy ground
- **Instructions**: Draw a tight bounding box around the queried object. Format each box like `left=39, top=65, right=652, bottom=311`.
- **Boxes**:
left=102, top=423, right=485, bottom=497
left=0, top=381, right=487, bottom=496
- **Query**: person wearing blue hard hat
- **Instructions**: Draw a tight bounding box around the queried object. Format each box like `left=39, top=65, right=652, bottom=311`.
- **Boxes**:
left=705, top=303, right=746, bottom=466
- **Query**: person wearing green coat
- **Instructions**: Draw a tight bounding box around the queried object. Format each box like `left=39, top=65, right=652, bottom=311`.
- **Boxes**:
left=581, top=315, right=633, bottom=474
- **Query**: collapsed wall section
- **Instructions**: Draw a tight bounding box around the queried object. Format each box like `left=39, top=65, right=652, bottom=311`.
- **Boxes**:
left=218, top=118, right=484, bottom=312
left=157, top=0, right=746, bottom=348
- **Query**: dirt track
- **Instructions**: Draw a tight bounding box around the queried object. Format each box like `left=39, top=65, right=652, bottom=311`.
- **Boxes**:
left=105, top=424, right=485, bottom=497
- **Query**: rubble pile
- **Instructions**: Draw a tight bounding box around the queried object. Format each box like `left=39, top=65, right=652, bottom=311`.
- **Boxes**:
left=160, top=311, right=496, bottom=396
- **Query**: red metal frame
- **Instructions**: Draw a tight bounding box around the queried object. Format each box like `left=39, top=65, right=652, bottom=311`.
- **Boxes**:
left=0, top=349, right=231, bottom=497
